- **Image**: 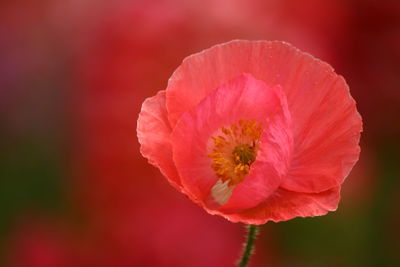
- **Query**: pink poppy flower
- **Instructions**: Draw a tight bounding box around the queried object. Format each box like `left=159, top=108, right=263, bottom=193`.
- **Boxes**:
left=137, top=40, right=362, bottom=225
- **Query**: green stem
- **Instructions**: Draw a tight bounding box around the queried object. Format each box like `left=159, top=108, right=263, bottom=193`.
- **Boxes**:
left=237, top=225, right=260, bottom=267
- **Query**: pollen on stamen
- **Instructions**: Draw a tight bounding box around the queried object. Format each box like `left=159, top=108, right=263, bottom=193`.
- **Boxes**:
left=208, top=119, right=263, bottom=205
left=208, top=119, right=262, bottom=205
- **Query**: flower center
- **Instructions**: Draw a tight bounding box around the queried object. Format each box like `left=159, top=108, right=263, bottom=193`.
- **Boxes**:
left=208, top=119, right=262, bottom=186
left=233, top=144, right=256, bottom=165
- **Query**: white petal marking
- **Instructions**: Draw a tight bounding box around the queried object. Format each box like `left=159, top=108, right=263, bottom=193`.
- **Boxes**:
left=211, top=179, right=233, bottom=205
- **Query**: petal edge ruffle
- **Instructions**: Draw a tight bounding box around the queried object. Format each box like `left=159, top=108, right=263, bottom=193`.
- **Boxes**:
left=137, top=90, right=182, bottom=190
left=209, top=186, right=341, bottom=225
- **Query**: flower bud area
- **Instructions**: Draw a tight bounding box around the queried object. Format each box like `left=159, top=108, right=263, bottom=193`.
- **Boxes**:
left=208, top=119, right=262, bottom=205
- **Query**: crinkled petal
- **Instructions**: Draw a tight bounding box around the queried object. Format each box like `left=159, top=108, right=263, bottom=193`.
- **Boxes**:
left=211, top=186, right=341, bottom=225
left=166, top=40, right=362, bottom=193
left=137, top=90, right=182, bottom=189
left=281, top=76, right=362, bottom=192
left=171, top=74, right=292, bottom=212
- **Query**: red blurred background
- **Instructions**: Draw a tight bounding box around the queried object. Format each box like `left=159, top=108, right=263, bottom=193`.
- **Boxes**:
left=1, top=0, right=399, bottom=266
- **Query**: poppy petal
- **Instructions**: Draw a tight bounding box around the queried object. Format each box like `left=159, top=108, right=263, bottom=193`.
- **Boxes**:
left=137, top=90, right=182, bottom=189
left=171, top=74, right=292, bottom=211
left=215, top=187, right=340, bottom=225
left=166, top=40, right=361, bottom=193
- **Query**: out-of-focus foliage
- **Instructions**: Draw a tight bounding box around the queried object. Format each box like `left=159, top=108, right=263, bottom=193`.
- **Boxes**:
left=1, top=0, right=399, bottom=266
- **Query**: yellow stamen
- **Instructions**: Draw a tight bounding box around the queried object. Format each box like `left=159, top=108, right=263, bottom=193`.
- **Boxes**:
left=208, top=119, right=262, bottom=186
